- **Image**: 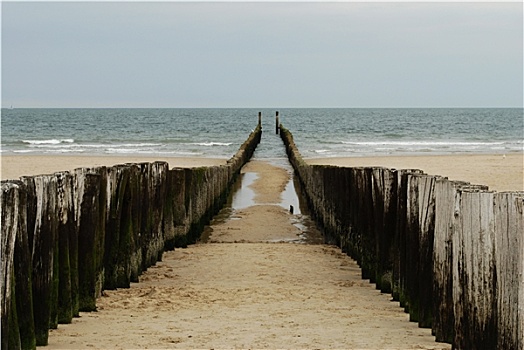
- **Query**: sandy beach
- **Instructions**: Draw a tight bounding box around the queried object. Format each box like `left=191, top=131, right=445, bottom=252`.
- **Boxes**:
left=2, top=153, right=522, bottom=192
left=43, top=159, right=451, bottom=349
left=0, top=155, right=227, bottom=181
left=2, top=153, right=520, bottom=348
left=306, top=153, right=523, bottom=192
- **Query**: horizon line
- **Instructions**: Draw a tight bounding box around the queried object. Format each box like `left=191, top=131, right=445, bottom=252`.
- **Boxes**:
left=2, top=106, right=523, bottom=110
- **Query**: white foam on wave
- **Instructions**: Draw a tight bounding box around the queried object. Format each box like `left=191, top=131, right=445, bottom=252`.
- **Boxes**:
left=22, top=139, right=74, bottom=145
left=105, top=148, right=151, bottom=154
left=170, top=151, right=205, bottom=156
left=341, top=140, right=506, bottom=146
left=34, top=142, right=161, bottom=148
left=44, top=149, right=85, bottom=153
left=111, top=142, right=161, bottom=147
left=190, top=142, right=232, bottom=147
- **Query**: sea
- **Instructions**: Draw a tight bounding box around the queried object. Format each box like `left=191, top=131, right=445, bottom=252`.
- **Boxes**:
left=1, top=108, right=522, bottom=159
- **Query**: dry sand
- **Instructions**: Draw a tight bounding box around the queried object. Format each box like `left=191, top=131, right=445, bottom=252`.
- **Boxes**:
left=306, top=153, right=523, bottom=192
left=3, top=153, right=522, bottom=192
left=47, top=243, right=449, bottom=349
left=43, top=159, right=451, bottom=349
left=0, top=155, right=227, bottom=180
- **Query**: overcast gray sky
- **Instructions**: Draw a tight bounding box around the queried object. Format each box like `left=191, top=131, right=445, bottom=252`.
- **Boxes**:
left=1, top=1, right=522, bottom=108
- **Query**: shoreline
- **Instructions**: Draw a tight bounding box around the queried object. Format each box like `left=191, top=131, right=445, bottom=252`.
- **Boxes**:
left=2, top=153, right=522, bottom=192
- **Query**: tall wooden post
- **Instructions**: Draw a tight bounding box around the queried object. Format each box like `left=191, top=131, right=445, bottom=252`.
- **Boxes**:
left=258, top=112, right=261, bottom=127
left=276, top=111, right=279, bottom=134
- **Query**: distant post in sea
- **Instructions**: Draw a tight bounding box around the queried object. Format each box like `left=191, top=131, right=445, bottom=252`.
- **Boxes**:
left=276, top=111, right=279, bottom=135
left=258, top=112, right=262, bottom=127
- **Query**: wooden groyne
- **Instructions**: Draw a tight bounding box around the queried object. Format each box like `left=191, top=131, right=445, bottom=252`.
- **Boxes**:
left=280, top=125, right=523, bottom=350
left=1, top=122, right=261, bottom=349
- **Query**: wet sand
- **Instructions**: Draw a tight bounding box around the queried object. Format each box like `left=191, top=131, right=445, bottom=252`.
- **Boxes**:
left=43, top=159, right=451, bottom=349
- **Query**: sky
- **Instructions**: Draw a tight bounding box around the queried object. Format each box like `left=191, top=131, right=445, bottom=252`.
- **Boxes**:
left=1, top=1, right=522, bottom=108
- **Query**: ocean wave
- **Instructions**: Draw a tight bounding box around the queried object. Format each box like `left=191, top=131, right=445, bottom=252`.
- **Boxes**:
left=340, top=140, right=508, bottom=146
left=43, top=149, right=85, bottom=153
left=169, top=151, right=205, bottom=156
left=3, top=107, right=521, bottom=158
left=22, top=139, right=74, bottom=145
left=108, top=143, right=162, bottom=147
left=28, top=142, right=163, bottom=149
left=105, top=148, right=149, bottom=154
left=13, top=149, right=85, bottom=154
left=297, top=138, right=524, bottom=158
left=103, top=148, right=206, bottom=156
left=190, top=142, right=233, bottom=147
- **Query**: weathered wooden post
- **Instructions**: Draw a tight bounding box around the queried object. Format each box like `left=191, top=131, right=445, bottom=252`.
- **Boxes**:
left=345, top=167, right=373, bottom=277
left=127, top=163, right=143, bottom=283
left=116, top=165, right=135, bottom=288
left=404, top=173, right=421, bottom=320
left=1, top=182, right=22, bottom=349
left=515, top=193, right=524, bottom=349
left=343, top=167, right=357, bottom=258
left=96, top=168, right=108, bottom=299
left=106, top=163, right=140, bottom=288
left=187, top=167, right=207, bottom=244
left=10, top=180, right=37, bottom=350
left=167, top=168, right=188, bottom=248
left=403, top=173, right=439, bottom=326
left=416, top=175, right=438, bottom=328
left=138, top=163, right=153, bottom=271
left=391, top=170, right=407, bottom=304
left=453, top=189, right=497, bottom=349
left=358, top=167, right=375, bottom=281
left=27, top=175, right=58, bottom=346
left=518, top=195, right=524, bottom=350
left=74, top=170, right=101, bottom=312
left=432, top=178, right=458, bottom=344
left=163, top=168, right=176, bottom=252
left=258, top=111, right=262, bottom=127
left=493, top=192, right=523, bottom=350
left=276, top=111, right=279, bottom=134
left=371, top=167, right=398, bottom=293
left=104, top=165, right=124, bottom=290
left=55, top=171, right=75, bottom=325
left=137, top=161, right=168, bottom=270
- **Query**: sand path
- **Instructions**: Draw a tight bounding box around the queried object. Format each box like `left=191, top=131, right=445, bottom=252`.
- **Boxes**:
left=44, top=160, right=451, bottom=349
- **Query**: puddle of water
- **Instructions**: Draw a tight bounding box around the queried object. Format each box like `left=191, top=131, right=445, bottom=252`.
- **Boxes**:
left=279, top=172, right=314, bottom=216
left=202, top=166, right=324, bottom=244
left=200, top=142, right=325, bottom=244
left=200, top=172, right=257, bottom=243
left=231, top=172, right=258, bottom=210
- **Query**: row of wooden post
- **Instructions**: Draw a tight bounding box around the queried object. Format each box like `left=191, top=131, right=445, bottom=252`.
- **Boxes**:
left=0, top=122, right=262, bottom=349
left=280, top=124, right=523, bottom=350
left=256, top=111, right=279, bottom=135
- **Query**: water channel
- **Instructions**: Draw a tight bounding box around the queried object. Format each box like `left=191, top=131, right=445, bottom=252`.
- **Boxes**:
left=201, top=127, right=324, bottom=244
